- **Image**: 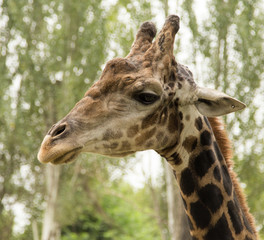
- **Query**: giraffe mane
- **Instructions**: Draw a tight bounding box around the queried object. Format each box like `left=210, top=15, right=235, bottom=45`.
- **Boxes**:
left=208, top=117, right=258, bottom=237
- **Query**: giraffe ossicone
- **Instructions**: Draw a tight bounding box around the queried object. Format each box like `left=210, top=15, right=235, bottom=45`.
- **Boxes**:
left=38, top=15, right=258, bottom=239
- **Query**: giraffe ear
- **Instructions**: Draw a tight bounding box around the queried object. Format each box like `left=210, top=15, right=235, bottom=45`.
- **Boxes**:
left=194, top=87, right=246, bottom=117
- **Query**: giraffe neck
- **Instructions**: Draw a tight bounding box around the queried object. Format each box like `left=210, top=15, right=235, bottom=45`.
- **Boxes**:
left=158, top=112, right=257, bottom=240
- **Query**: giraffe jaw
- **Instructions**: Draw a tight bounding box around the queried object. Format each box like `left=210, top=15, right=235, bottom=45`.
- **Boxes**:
left=37, top=132, right=135, bottom=164
left=50, top=147, right=83, bottom=164
left=37, top=135, right=83, bottom=164
left=38, top=146, right=83, bottom=165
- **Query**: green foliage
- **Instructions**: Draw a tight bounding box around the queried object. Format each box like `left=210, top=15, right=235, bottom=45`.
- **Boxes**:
left=0, top=210, right=14, bottom=240
left=54, top=155, right=165, bottom=240
left=60, top=178, right=162, bottom=240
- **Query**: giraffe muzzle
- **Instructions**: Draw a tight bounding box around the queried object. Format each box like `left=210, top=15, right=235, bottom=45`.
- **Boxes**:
left=38, top=122, right=83, bottom=164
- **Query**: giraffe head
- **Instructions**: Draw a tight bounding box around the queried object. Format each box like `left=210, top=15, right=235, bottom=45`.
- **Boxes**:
left=38, top=15, right=245, bottom=164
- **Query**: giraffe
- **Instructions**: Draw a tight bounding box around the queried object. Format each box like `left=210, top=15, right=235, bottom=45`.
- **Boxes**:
left=38, top=15, right=258, bottom=240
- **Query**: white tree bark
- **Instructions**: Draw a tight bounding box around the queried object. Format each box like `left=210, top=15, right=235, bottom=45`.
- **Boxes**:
left=41, top=164, right=61, bottom=240
left=32, top=219, right=39, bottom=240
left=165, top=161, right=191, bottom=240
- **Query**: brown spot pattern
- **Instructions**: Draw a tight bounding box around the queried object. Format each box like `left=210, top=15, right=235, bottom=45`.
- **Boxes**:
left=156, top=131, right=164, bottom=140
left=135, top=127, right=156, bottom=145
left=127, top=125, right=139, bottom=137
left=183, top=136, right=197, bottom=153
left=195, top=117, right=203, bottom=131
left=171, top=152, right=182, bottom=165
left=142, top=113, right=158, bottom=129
left=121, top=141, right=131, bottom=150
left=103, top=142, right=119, bottom=149
left=168, top=113, right=178, bottom=132
left=103, top=129, right=123, bottom=141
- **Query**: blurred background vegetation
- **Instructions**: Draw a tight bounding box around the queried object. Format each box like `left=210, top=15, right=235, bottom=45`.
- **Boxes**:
left=0, top=0, right=264, bottom=239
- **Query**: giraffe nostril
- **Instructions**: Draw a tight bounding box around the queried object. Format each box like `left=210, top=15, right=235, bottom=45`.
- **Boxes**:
left=52, top=124, right=67, bottom=137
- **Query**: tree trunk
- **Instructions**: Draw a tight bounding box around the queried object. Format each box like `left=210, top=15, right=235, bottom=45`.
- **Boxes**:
left=41, top=164, right=61, bottom=240
left=32, top=220, right=40, bottom=240
left=143, top=151, right=167, bottom=240
left=165, top=161, right=191, bottom=240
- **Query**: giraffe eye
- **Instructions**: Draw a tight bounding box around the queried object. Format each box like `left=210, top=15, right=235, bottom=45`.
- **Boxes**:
left=134, top=92, right=160, bottom=105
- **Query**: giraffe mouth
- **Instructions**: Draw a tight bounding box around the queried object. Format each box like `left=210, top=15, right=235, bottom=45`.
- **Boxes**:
left=50, top=147, right=83, bottom=165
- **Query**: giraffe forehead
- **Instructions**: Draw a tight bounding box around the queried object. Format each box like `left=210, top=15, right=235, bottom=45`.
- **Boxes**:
left=85, top=58, right=197, bottom=101
left=86, top=71, right=164, bottom=100
left=103, top=58, right=138, bottom=74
